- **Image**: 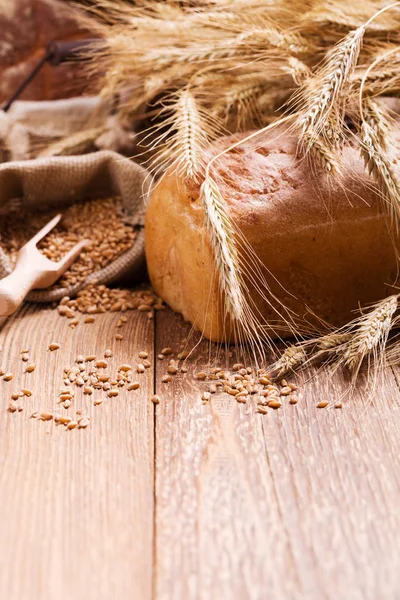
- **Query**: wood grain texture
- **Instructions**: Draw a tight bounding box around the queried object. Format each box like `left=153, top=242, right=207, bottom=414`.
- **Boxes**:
left=154, top=309, right=400, bottom=600
left=1, top=304, right=400, bottom=600
left=0, top=305, right=155, bottom=600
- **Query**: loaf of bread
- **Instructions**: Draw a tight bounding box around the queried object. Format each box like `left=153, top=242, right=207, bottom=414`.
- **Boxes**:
left=145, top=126, right=399, bottom=341
left=0, top=0, right=88, bottom=103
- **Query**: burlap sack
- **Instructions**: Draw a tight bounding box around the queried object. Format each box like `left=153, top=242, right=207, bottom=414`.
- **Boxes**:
left=0, top=151, right=150, bottom=303
left=0, top=97, right=136, bottom=162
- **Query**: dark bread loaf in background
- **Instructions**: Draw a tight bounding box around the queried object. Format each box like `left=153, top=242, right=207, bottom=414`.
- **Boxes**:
left=145, top=126, right=399, bottom=341
left=0, top=0, right=89, bottom=103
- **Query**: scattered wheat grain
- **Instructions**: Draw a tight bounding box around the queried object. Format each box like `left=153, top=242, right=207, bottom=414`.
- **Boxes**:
left=317, top=401, right=329, bottom=408
left=128, top=382, right=140, bottom=391
left=39, top=412, right=53, bottom=421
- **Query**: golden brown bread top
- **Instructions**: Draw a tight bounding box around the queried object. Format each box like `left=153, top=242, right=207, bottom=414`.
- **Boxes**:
left=209, top=127, right=381, bottom=220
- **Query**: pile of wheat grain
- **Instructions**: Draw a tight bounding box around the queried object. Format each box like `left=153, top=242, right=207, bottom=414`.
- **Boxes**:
left=0, top=197, right=136, bottom=289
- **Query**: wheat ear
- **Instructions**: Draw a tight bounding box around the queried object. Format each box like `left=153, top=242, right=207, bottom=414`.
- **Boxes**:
left=147, top=90, right=219, bottom=182
left=343, top=295, right=398, bottom=371
left=297, top=25, right=365, bottom=144
left=355, top=43, right=400, bottom=219
left=285, top=57, right=312, bottom=86
left=269, top=332, right=353, bottom=379
left=317, top=333, right=353, bottom=352
left=198, top=114, right=295, bottom=327
left=301, top=130, right=341, bottom=173
left=351, top=68, right=400, bottom=97
left=172, top=90, right=211, bottom=181
left=362, top=98, right=391, bottom=151
left=200, top=176, right=245, bottom=323
left=359, top=121, right=400, bottom=220
left=224, top=78, right=267, bottom=130
left=269, top=344, right=307, bottom=379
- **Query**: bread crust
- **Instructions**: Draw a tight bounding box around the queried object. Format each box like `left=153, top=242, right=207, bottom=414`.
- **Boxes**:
left=145, top=126, right=399, bottom=341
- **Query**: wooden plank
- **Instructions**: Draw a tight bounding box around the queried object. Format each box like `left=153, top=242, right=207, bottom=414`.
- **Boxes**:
left=154, top=308, right=400, bottom=600
left=262, top=368, right=400, bottom=600
left=0, top=305, right=155, bottom=600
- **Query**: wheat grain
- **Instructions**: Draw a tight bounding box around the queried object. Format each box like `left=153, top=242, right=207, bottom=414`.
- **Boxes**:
left=279, top=386, right=291, bottom=396
left=268, top=400, right=281, bottom=409
left=39, top=413, right=53, bottom=421
left=317, top=401, right=329, bottom=408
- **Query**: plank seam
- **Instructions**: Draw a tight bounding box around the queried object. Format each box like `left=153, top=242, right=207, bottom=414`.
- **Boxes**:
left=151, top=309, right=158, bottom=600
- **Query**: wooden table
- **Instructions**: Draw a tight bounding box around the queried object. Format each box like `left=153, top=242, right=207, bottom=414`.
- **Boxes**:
left=0, top=303, right=399, bottom=600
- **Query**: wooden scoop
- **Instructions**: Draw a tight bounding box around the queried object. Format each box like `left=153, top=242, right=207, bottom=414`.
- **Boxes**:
left=0, top=214, right=88, bottom=317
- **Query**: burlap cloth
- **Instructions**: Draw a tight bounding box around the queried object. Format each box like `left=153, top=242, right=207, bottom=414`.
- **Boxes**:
left=0, top=97, right=136, bottom=162
left=0, top=150, right=151, bottom=303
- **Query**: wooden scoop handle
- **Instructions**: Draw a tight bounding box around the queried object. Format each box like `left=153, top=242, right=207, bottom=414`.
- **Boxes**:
left=0, top=259, right=43, bottom=317
left=0, top=213, right=88, bottom=317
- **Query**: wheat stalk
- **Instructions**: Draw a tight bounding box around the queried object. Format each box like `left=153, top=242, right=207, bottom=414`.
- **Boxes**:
left=359, top=120, right=400, bottom=219
left=301, top=1, right=400, bottom=32
left=129, top=25, right=304, bottom=76
left=37, top=127, right=105, bottom=158
left=343, top=294, right=398, bottom=371
left=382, top=334, right=400, bottom=366
left=297, top=25, right=365, bottom=148
left=200, top=175, right=245, bottom=323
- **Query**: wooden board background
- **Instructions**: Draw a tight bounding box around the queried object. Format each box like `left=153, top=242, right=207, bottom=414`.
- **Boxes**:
left=0, top=305, right=399, bottom=600
left=0, top=305, right=154, bottom=600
